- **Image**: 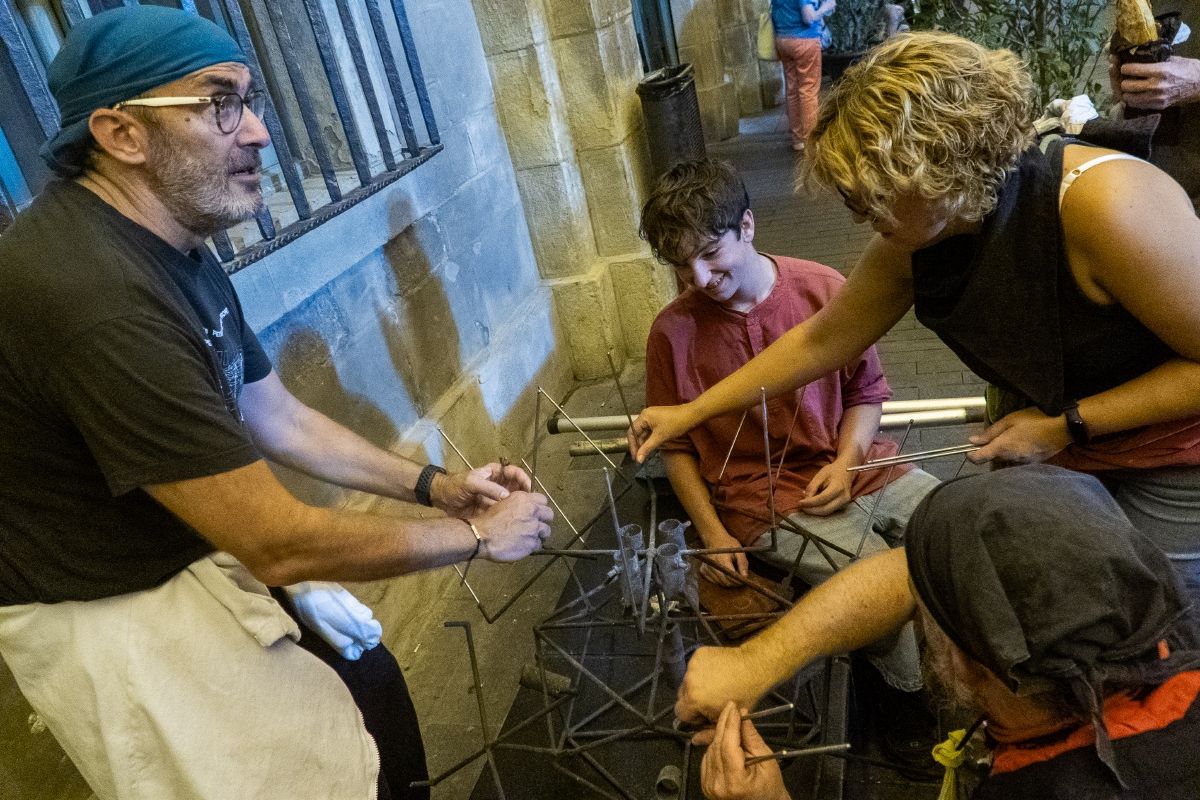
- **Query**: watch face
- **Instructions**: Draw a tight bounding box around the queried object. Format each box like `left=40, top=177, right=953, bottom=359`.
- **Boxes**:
left=1065, top=406, right=1089, bottom=445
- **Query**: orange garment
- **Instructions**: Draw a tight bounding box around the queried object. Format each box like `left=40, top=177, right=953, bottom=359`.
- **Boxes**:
left=990, top=669, right=1200, bottom=776
left=775, top=36, right=822, bottom=146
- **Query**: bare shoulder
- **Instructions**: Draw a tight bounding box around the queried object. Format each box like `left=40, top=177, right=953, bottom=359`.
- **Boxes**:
left=1059, top=144, right=1189, bottom=222
left=1058, top=145, right=1200, bottom=357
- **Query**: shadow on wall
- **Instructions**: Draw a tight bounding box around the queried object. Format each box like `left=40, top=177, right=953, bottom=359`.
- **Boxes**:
left=381, top=251, right=464, bottom=424
left=270, top=327, right=406, bottom=506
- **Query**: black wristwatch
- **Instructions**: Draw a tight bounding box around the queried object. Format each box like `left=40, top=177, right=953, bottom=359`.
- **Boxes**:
left=414, top=464, right=446, bottom=507
left=1062, top=402, right=1090, bottom=446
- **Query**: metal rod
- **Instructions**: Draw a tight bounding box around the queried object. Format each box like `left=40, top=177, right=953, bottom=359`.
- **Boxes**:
left=690, top=554, right=794, bottom=607
left=846, top=443, right=980, bottom=472
left=743, top=742, right=852, bottom=766
left=880, top=407, right=985, bottom=429
left=538, top=611, right=787, bottom=630
left=437, top=426, right=475, bottom=470
left=953, top=453, right=970, bottom=479
left=604, top=468, right=622, bottom=541
left=674, top=702, right=795, bottom=731
left=577, top=749, right=640, bottom=800
left=760, top=388, right=778, bottom=541
left=520, top=458, right=582, bottom=544
left=387, top=0, right=440, bottom=144
left=540, top=635, right=650, bottom=722
left=211, top=231, right=236, bottom=262
left=606, top=467, right=640, bottom=616
left=709, top=501, right=850, bottom=565
left=551, top=760, right=624, bottom=800
left=565, top=414, right=980, bottom=450
left=605, top=349, right=636, bottom=432
left=0, top=2, right=60, bottom=138
left=776, top=386, right=806, bottom=595
left=773, top=387, right=804, bottom=488
left=484, top=479, right=634, bottom=623
left=219, top=0, right=314, bottom=220
left=566, top=672, right=658, bottom=735
left=362, top=0, right=420, bottom=155
left=546, top=398, right=986, bottom=435
left=531, top=389, right=542, bottom=490
left=881, top=397, right=986, bottom=413
left=532, top=548, right=599, bottom=559
left=539, top=388, right=630, bottom=483
left=638, top=489, right=658, bottom=636
left=568, top=437, right=639, bottom=457
left=331, top=0, right=398, bottom=170
left=421, top=621, right=507, bottom=798
left=714, top=409, right=748, bottom=491
left=262, top=0, right=344, bottom=202
left=301, top=0, right=373, bottom=185
left=434, top=428, right=488, bottom=599
left=745, top=702, right=795, bottom=721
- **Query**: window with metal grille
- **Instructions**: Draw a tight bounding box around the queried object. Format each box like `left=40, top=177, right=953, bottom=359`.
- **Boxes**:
left=0, top=0, right=442, bottom=273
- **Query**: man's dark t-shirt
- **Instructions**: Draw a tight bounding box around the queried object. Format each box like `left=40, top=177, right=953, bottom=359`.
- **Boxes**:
left=0, top=180, right=271, bottom=604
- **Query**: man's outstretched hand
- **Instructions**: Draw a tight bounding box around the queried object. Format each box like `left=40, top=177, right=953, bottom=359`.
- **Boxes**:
left=432, top=463, right=532, bottom=518
left=472, top=491, right=554, bottom=562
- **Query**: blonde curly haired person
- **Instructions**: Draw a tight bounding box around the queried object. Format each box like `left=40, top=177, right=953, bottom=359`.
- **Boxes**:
left=803, top=31, right=1036, bottom=225
left=630, top=31, right=1200, bottom=608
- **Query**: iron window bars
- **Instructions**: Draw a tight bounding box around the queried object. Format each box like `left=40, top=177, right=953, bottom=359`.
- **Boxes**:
left=0, top=0, right=442, bottom=273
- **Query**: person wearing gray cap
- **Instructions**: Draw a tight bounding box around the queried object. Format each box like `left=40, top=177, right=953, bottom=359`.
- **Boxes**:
left=677, top=465, right=1200, bottom=799
left=0, top=6, right=553, bottom=799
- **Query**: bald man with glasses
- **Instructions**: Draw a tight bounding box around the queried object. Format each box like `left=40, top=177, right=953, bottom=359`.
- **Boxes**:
left=0, top=7, right=553, bottom=799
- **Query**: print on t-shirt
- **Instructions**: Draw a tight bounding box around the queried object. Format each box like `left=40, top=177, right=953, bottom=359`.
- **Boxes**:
left=203, top=306, right=244, bottom=415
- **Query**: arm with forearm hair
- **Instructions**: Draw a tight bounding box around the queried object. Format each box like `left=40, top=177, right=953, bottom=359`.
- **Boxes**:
left=239, top=370, right=529, bottom=516
left=675, top=548, right=915, bottom=724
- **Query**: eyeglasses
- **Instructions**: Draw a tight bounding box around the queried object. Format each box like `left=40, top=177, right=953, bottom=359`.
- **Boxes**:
left=113, top=90, right=267, bottom=134
left=836, top=185, right=873, bottom=219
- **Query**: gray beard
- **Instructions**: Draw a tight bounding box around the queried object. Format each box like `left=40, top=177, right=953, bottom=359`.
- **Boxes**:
left=144, top=132, right=262, bottom=238
left=920, top=633, right=979, bottom=719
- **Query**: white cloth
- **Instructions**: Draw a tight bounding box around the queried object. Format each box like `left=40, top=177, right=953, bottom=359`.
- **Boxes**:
left=284, top=582, right=382, bottom=660
left=0, top=553, right=378, bottom=800
left=1038, top=94, right=1099, bottom=136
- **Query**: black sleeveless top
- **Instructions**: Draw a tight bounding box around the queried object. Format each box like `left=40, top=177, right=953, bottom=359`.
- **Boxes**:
left=910, top=139, right=1175, bottom=416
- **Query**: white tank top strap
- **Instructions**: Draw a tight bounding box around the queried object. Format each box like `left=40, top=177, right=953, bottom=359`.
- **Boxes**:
left=1058, top=152, right=1142, bottom=210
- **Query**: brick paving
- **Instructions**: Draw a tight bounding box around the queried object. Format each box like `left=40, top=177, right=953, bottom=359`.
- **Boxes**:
left=709, top=113, right=989, bottom=481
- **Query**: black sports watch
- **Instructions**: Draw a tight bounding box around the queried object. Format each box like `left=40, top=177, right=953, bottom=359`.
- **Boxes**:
left=1062, top=402, right=1090, bottom=446
left=414, top=464, right=446, bottom=507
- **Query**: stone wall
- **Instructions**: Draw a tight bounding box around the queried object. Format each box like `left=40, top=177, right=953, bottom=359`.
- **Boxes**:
left=671, top=0, right=781, bottom=142
left=472, top=0, right=677, bottom=380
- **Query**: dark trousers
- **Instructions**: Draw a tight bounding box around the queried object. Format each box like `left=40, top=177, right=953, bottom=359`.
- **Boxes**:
left=273, top=588, right=430, bottom=800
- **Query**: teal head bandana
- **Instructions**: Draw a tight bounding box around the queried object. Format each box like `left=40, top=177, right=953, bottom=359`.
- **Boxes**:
left=40, top=5, right=249, bottom=174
